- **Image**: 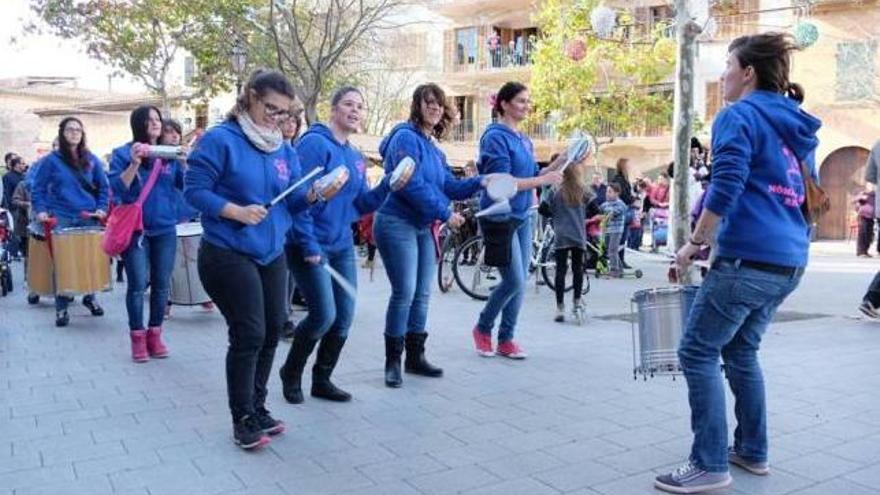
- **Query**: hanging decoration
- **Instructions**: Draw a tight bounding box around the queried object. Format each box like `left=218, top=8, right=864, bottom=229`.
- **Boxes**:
left=565, top=38, right=587, bottom=61
left=794, top=21, right=819, bottom=48
left=589, top=6, right=617, bottom=39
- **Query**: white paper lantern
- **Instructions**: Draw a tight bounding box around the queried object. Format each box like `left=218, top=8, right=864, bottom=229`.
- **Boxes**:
left=590, top=6, right=617, bottom=39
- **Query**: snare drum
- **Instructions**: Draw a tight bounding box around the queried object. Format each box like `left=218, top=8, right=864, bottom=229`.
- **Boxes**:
left=170, top=222, right=210, bottom=305
left=53, top=227, right=112, bottom=295
left=631, top=286, right=699, bottom=378
left=27, top=234, right=54, bottom=296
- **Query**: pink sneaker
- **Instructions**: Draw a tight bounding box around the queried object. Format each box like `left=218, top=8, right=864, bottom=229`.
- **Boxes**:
left=146, top=327, right=169, bottom=358
left=496, top=340, right=527, bottom=360
left=472, top=327, right=494, bottom=357
left=130, top=330, right=149, bottom=363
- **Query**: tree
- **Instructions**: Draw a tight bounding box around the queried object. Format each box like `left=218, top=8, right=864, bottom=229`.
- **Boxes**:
left=265, top=0, right=408, bottom=124
left=529, top=0, right=677, bottom=139
left=28, top=0, right=258, bottom=111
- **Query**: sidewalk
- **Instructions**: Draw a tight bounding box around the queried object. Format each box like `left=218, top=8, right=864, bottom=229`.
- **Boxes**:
left=0, top=253, right=878, bottom=495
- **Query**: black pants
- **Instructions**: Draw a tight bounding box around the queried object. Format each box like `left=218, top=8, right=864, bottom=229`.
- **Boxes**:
left=198, top=242, right=288, bottom=422
left=857, top=217, right=875, bottom=256
left=367, top=243, right=376, bottom=262
left=554, top=247, right=584, bottom=305
left=864, top=271, right=880, bottom=307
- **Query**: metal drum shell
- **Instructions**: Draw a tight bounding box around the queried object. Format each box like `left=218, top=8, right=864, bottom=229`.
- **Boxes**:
left=170, top=222, right=211, bottom=305
left=631, top=286, right=699, bottom=377
left=53, top=228, right=112, bottom=295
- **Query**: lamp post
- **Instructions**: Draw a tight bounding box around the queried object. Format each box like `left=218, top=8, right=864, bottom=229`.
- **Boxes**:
left=230, top=40, right=248, bottom=94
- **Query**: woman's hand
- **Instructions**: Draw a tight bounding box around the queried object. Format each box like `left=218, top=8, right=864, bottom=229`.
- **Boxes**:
left=94, top=209, right=107, bottom=220
left=447, top=212, right=465, bottom=229
left=305, top=255, right=322, bottom=265
left=675, top=241, right=702, bottom=270
left=36, top=212, right=50, bottom=223
left=541, top=171, right=564, bottom=187
left=231, top=204, right=268, bottom=225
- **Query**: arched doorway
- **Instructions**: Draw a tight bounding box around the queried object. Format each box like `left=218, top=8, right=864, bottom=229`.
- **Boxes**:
left=817, top=146, right=869, bottom=240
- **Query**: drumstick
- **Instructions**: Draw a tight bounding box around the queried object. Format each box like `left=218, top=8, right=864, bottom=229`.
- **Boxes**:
left=322, top=262, right=357, bottom=300
left=266, top=167, right=324, bottom=208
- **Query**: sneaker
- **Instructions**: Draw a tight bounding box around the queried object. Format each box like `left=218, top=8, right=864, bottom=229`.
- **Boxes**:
left=496, top=340, right=527, bottom=359
left=728, top=447, right=769, bottom=475
left=233, top=415, right=271, bottom=450
left=554, top=305, right=565, bottom=323
left=281, top=320, right=296, bottom=341
left=859, top=300, right=880, bottom=319
left=254, top=409, right=286, bottom=436
left=654, top=460, right=732, bottom=494
left=55, top=310, right=69, bottom=327
left=82, top=295, right=104, bottom=316
left=472, top=327, right=494, bottom=357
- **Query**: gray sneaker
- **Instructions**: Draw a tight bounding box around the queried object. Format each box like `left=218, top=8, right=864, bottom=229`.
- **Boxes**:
left=859, top=300, right=880, bottom=319
left=728, top=447, right=770, bottom=475
left=654, top=460, right=732, bottom=494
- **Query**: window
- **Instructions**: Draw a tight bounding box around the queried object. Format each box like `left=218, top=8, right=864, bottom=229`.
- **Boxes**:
left=836, top=41, right=877, bottom=101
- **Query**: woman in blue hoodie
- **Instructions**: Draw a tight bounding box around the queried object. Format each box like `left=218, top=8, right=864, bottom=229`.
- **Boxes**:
left=655, top=33, right=820, bottom=494
left=280, top=86, right=390, bottom=404
left=185, top=70, right=321, bottom=450
left=32, top=117, right=109, bottom=327
left=375, top=83, right=488, bottom=388
left=110, top=106, right=183, bottom=363
left=471, top=81, right=563, bottom=360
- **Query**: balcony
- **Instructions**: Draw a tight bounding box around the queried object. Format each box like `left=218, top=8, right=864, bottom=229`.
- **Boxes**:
left=448, top=38, right=536, bottom=74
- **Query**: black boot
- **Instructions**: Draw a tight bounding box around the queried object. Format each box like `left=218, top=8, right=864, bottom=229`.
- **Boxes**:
left=404, top=332, right=443, bottom=377
left=384, top=335, right=404, bottom=388
left=311, top=335, right=352, bottom=402
left=279, top=336, right=318, bottom=404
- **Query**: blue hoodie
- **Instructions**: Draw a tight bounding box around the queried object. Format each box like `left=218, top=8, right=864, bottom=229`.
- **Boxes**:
left=31, top=150, right=109, bottom=221
left=704, top=90, right=821, bottom=268
left=378, top=122, right=482, bottom=227
left=109, top=143, right=184, bottom=237
left=184, top=120, right=313, bottom=265
left=477, top=123, right=539, bottom=220
left=290, top=123, right=390, bottom=256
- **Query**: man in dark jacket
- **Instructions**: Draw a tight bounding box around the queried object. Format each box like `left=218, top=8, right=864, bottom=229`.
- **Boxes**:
left=2, top=155, right=26, bottom=257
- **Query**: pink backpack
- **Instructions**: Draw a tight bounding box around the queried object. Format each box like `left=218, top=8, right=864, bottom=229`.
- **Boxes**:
left=101, top=158, right=163, bottom=256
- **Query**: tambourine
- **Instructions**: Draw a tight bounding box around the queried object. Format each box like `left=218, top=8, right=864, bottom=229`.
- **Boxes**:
left=314, top=166, right=350, bottom=201
left=390, top=156, right=416, bottom=191
left=486, top=173, right=517, bottom=202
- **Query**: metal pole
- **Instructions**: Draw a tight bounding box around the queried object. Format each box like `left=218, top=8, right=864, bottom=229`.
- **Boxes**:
left=671, top=0, right=701, bottom=285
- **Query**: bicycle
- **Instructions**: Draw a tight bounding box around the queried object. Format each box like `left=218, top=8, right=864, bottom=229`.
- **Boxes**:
left=436, top=205, right=477, bottom=293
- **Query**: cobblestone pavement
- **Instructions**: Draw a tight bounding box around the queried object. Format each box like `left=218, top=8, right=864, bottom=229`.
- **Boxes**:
left=1, top=247, right=878, bottom=495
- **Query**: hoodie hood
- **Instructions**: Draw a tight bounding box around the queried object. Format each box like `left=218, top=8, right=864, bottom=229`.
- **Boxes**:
left=300, top=123, right=342, bottom=148
left=740, top=90, right=821, bottom=160
left=379, top=122, right=421, bottom=159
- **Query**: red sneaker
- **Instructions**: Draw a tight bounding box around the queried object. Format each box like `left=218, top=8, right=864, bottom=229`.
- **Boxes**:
left=496, top=340, right=527, bottom=360
left=472, top=327, right=494, bottom=357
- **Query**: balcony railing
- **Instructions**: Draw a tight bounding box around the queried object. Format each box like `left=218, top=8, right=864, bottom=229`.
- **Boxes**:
left=449, top=39, right=536, bottom=73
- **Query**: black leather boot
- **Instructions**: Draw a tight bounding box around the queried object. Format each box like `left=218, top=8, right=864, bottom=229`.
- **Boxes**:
left=404, top=332, right=443, bottom=377
left=384, top=335, right=404, bottom=388
left=311, top=335, right=352, bottom=402
left=279, top=336, right=318, bottom=404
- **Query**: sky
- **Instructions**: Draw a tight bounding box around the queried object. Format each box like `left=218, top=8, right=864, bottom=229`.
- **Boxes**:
left=0, top=0, right=144, bottom=93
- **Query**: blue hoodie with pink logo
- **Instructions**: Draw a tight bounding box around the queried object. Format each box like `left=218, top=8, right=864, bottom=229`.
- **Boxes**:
left=704, top=90, right=821, bottom=268
left=184, top=120, right=312, bottom=265
left=109, top=142, right=184, bottom=237
left=289, top=123, right=390, bottom=256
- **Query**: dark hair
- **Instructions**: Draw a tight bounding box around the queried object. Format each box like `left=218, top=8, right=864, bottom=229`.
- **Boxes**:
left=615, top=157, right=630, bottom=180
left=331, top=86, right=362, bottom=107
left=162, top=118, right=182, bottom=137
left=57, top=117, right=91, bottom=170
left=4, top=152, right=17, bottom=166
left=729, top=32, right=805, bottom=103
left=228, top=69, right=297, bottom=120
left=409, top=83, right=454, bottom=140
left=690, top=136, right=704, bottom=152
left=608, top=183, right=622, bottom=194
left=493, top=81, right=528, bottom=116
left=130, top=105, right=163, bottom=144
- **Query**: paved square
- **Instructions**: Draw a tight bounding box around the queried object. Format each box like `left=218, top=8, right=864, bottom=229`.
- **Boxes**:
left=1, top=247, right=878, bottom=494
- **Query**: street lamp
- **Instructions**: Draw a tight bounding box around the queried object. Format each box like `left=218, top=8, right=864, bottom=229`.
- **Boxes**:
left=230, top=40, right=248, bottom=94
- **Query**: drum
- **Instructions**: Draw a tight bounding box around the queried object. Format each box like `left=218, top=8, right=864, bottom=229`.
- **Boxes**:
left=390, top=156, right=415, bottom=191
left=314, top=166, right=350, bottom=201
left=53, top=227, right=112, bottom=295
left=27, top=235, right=54, bottom=296
left=631, top=286, right=699, bottom=378
left=170, top=222, right=210, bottom=305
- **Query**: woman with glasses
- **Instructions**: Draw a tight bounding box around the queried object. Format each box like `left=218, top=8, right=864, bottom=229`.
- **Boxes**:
left=32, top=117, right=109, bottom=327
left=185, top=69, right=323, bottom=450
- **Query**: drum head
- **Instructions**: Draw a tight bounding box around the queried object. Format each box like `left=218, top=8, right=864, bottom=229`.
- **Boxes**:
left=176, top=222, right=203, bottom=237
left=565, top=137, right=591, bottom=164
left=314, top=166, right=350, bottom=200
left=486, top=174, right=517, bottom=202
left=390, top=156, right=416, bottom=190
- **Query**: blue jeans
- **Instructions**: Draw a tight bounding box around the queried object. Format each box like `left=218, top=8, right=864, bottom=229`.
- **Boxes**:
left=373, top=212, right=434, bottom=338
left=287, top=244, right=356, bottom=339
left=53, top=216, right=100, bottom=312
left=678, top=258, right=802, bottom=472
left=477, top=216, right=531, bottom=342
left=122, top=231, right=177, bottom=330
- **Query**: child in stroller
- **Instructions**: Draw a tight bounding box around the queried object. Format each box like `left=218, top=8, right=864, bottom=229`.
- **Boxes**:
left=0, top=208, right=14, bottom=296
left=649, top=207, right=669, bottom=253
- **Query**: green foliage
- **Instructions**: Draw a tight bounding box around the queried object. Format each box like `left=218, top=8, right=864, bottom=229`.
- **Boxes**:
left=529, top=0, right=676, bottom=138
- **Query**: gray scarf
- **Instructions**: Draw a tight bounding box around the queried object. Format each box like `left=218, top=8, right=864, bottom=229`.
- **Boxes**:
left=237, top=111, right=283, bottom=153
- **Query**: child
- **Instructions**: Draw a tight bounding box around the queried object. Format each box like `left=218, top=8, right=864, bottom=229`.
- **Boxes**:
left=627, top=198, right=644, bottom=250
left=600, top=183, right=627, bottom=277
left=856, top=190, right=876, bottom=258
left=542, top=160, right=598, bottom=323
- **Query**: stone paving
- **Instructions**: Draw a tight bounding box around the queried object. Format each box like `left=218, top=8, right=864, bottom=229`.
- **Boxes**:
left=1, top=246, right=878, bottom=495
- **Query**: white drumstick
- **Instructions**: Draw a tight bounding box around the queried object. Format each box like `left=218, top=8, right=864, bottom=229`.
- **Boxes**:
left=322, top=263, right=358, bottom=300
left=266, top=167, right=324, bottom=208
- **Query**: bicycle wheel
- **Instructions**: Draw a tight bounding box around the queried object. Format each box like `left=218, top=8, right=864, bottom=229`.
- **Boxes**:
left=437, top=235, right=456, bottom=293
left=452, top=236, right=498, bottom=301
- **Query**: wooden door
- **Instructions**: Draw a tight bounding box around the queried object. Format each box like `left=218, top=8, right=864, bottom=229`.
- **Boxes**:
left=817, top=146, right=869, bottom=240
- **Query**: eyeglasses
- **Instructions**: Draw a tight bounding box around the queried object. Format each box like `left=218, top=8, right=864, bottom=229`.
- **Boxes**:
left=261, top=100, right=291, bottom=120
left=63, top=127, right=84, bottom=134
